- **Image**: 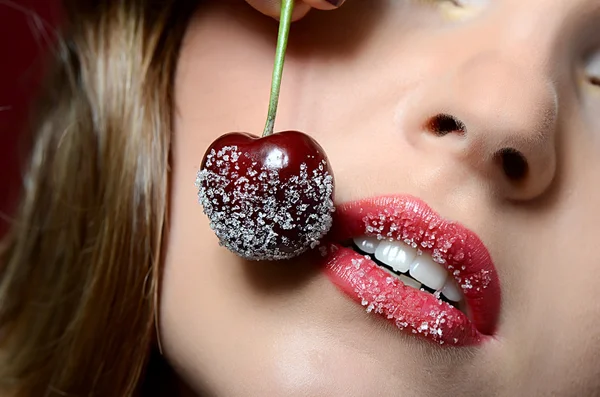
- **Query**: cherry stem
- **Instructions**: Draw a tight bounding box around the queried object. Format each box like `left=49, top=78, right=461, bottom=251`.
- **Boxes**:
left=262, top=0, right=295, bottom=137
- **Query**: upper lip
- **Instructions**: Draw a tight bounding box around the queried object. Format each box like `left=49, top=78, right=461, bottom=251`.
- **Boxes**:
left=324, top=194, right=501, bottom=336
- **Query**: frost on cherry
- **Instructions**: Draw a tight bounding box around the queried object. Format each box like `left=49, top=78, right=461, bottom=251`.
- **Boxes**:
left=196, top=145, right=335, bottom=261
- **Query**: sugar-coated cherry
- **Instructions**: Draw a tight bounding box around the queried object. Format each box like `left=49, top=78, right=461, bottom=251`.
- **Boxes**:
left=196, top=130, right=335, bottom=261
left=196, top=0, right=336, bottom=260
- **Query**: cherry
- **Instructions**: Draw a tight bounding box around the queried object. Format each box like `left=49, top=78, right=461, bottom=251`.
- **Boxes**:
left=196, top=131, right=334, bottom=260
left=195, top=0, right=336, bottom=260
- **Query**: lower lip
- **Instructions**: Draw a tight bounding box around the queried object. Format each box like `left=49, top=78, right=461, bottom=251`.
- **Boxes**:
left=321, top=244, right=482, bottom=346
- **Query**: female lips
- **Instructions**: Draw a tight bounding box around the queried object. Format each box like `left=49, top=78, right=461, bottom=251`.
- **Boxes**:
left=319, top=195, right=501, bottom=346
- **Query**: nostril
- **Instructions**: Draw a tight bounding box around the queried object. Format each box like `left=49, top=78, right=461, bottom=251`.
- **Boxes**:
left=426, top=114, right=467, bottom=136
left=496, top=148, right=529, bottom=181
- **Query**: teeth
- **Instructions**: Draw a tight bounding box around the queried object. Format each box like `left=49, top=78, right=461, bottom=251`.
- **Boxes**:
left=353, top=236, right=379, bottom=254
left=399, top=275, right=421, bottom=290
left=353, top=235, right=464, bottom=303
left=441, top=278, right=463, bottom=302
left=409, top=255, right=448, bottom=291
left=374, top=240, right=415, bottom=273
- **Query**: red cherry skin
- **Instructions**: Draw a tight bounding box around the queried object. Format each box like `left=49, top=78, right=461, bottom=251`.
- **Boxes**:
left=196, top=131, right=335, bottom=261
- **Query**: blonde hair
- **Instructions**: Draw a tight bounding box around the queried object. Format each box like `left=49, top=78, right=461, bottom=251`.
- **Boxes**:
left=0, top=1, right=194, bottom=395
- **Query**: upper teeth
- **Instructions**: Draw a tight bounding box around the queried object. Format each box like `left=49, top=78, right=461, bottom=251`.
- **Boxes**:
left=374, top=240, right=415, bottom=274
left=353, top=236, right=463, bottom=303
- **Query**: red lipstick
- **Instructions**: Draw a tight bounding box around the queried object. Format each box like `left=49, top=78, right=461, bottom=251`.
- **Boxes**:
left=320, top=195, right=501, bottom=346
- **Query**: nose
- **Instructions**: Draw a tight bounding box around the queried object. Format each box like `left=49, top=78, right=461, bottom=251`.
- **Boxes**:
left=401, top=52, right=558, bottom=201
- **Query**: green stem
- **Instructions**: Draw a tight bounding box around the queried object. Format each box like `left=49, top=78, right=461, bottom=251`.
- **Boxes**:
left=262, top=0, right=295, bottom=137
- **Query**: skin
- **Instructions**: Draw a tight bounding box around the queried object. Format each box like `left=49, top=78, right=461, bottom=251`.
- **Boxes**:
left=161, top=0, right=600, bottom=395
left=244, top=0, right=344, bottom=21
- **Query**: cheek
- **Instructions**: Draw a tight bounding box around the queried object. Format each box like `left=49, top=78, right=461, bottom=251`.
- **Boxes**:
left=493, top=145, right=600, bottom=394
left=157, top=204, right=395, bottom=396
left=159, top=190, right=279, bottom=395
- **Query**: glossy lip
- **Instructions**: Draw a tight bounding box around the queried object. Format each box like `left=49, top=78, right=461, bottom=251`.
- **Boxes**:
left=319, top=195, right=501, bottom=346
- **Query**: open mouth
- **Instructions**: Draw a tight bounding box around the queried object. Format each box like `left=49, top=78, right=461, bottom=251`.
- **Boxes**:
left=319, top=195, right=501, bottom=347
left=344, top=236, right=467, bottom=314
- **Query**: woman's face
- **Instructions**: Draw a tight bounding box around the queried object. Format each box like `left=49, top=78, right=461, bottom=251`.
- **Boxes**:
left=162, top=0, right=600, bottom=395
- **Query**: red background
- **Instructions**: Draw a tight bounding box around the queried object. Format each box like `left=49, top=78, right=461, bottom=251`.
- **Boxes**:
left=0, top=1, right=61, bottom=235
